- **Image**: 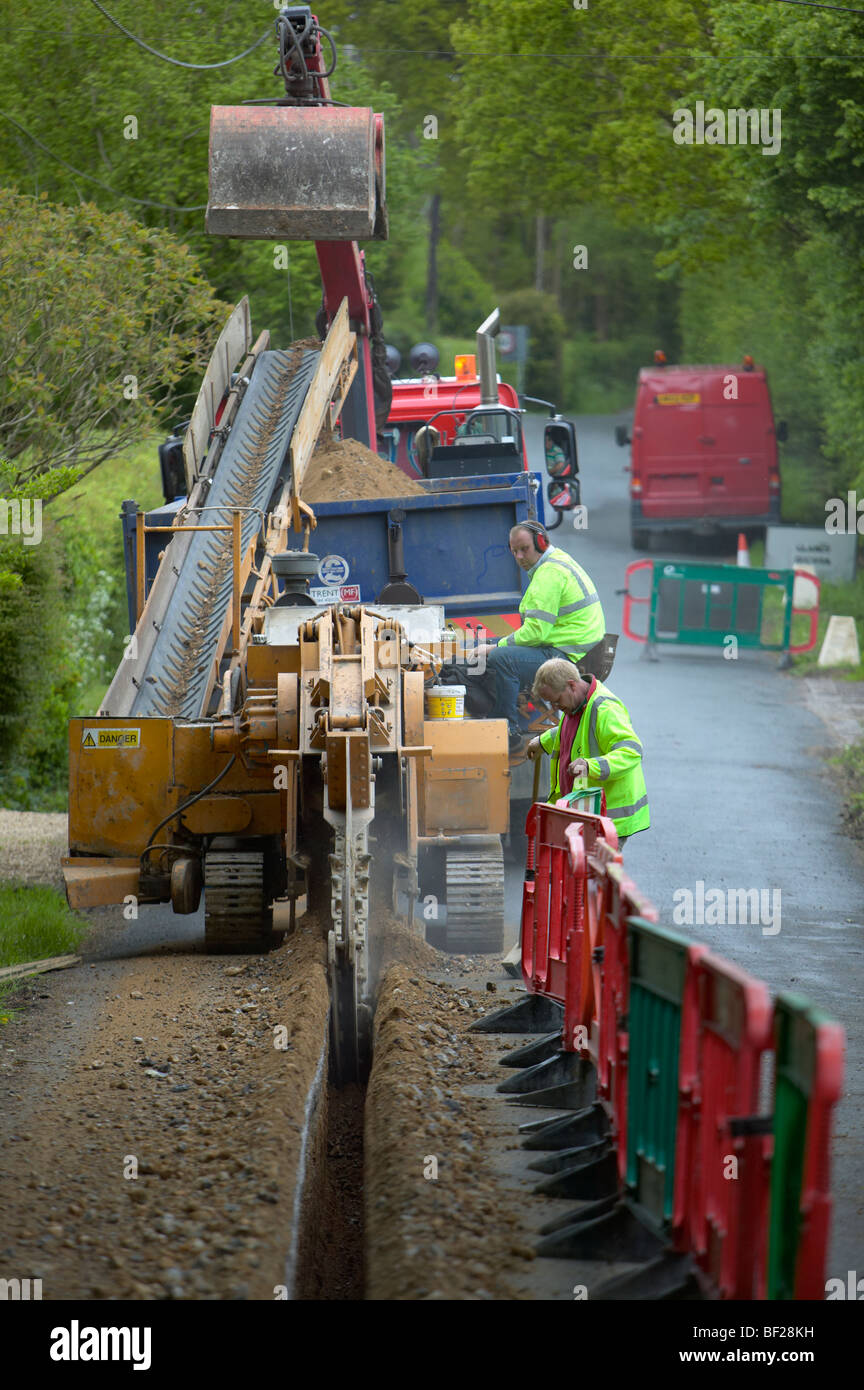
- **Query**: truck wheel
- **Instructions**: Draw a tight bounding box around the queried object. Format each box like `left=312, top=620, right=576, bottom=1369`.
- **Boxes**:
left=630, top=528, right=649, bottom=550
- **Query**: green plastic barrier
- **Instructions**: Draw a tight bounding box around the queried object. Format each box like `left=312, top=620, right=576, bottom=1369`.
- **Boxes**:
left=560, top=784, right=603, bottom=815
left=625, top=918, right=692, bottom=1232
left=623, top=560, right=818, bottom=658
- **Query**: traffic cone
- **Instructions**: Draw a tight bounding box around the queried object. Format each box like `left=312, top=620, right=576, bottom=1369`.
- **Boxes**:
left=736, top=532, right=751, bottom=567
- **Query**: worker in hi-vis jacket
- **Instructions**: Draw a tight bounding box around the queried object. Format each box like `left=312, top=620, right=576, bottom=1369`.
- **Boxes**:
left=526, top=657, right=649, bottom=844
left=472, top=522, right=606, bottom=754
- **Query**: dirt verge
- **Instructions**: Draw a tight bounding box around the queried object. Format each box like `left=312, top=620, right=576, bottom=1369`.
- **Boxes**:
left=0, top=921, right=329, bottom=1300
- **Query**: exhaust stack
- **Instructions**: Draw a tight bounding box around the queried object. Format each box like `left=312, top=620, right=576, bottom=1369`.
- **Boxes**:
left=476, top=308, right=500, bottom=406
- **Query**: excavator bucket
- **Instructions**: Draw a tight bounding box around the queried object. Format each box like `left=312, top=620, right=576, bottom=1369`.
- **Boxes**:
left=206, top=105, right=387, bottom=241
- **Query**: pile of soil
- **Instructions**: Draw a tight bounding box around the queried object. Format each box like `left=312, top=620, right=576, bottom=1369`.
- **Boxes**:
left=364, top=964, right=534, bottom=1300
left=369, top=907, right=438, bottom=987
left=302, top=435, right=426, bottom=503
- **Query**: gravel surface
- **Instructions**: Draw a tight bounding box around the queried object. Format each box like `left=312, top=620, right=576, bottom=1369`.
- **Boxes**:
left=0, top=810, right=68, bottom=890
left=365, top=964, right=534, bottom=1300
left=0, top=922, right=330, bottom=1300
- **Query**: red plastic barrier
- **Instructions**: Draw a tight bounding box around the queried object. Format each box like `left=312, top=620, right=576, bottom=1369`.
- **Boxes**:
left=517, top=803, right=844, bottom=1300
left=520, top=803, right=618, bottom=1051
left=783, top=1009, right=845, bottom=1299
left=673, top=950, right=773, bottom=1299
left=789, top=568, right=822, bottom=655
left=621, top=558, right=652, bottom=643
left=520, top=803, right=587, bottom=1014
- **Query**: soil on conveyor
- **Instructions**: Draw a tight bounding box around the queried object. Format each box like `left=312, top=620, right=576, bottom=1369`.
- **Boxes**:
left=302, top=433, right=426, bottom=503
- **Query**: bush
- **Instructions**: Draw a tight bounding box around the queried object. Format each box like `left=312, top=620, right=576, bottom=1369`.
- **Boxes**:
left=562, top=334, right=661, bottom=415
left=0, top=453, right=133, bottom=810
left=499, top=289, right=565, bottom=404
left=0, top=461, right=61, bottom=772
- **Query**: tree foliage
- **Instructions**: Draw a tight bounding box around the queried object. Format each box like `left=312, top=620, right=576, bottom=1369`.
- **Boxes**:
left=0, top=190, right=230, bottom=486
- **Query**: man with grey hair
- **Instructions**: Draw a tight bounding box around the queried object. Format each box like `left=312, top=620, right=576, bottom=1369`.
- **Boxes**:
left=526, top=657, right=649, bottom=842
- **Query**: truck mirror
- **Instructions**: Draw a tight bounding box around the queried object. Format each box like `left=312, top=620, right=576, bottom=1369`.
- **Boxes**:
left=615, top=424, right=630, bottom=448
left=544, top=420, right=578, bottom=478
left=776, top=420, right=788, bottom=443
left=158, top=434, right=187, bottom=504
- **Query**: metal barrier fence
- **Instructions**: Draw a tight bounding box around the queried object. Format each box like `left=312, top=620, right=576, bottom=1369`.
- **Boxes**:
left=622, top=559, right=820, bottom=660
left=513, top=797, right=844, bottom=1299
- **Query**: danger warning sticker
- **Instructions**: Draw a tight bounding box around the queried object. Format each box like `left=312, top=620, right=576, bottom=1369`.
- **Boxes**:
left=82, top=727, right=140, bottom=749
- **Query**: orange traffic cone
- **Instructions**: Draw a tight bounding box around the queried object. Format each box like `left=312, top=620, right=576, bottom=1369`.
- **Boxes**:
left=737, top=532, right=751, bottom=567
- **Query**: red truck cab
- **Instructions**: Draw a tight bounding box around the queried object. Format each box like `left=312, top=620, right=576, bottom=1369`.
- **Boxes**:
left=618, top=357, right=784, bottom=548
left=383, top=375, right=528, bottom=482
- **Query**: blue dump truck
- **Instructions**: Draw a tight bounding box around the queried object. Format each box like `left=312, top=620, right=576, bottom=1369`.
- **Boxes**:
left=121, top=470, right=545, bottom=639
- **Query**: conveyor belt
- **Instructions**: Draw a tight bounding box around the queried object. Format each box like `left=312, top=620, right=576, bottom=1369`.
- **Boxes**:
left=129, top=346, right=319, bottom=720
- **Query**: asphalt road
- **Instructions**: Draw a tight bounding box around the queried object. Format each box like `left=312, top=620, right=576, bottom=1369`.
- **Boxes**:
left=515, top=407, right=864, bottom=1279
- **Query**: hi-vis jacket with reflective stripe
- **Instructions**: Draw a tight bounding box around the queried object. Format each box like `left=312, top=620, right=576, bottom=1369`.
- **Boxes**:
left=539, top=680, right=650, bottom=837
left=496, top=546, right=605, bottom=662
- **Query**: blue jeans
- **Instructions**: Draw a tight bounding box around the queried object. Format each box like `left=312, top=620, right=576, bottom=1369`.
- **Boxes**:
left=484, top=644, right=571, bottom=736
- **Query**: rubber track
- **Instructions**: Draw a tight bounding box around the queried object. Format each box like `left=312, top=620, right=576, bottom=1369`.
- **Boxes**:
left=129, top=347, right=319, bottom=720
left=445, top=847, right=505, bottom=952
left=203, top=850, right=272, bottom=952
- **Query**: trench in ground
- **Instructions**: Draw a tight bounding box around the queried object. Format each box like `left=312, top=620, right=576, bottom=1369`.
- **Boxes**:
left=292, top=1078, right=367, bottom=1300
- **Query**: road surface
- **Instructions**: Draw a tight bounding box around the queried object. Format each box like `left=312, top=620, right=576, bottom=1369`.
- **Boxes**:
left=511, top=408, right=864, bottom=1279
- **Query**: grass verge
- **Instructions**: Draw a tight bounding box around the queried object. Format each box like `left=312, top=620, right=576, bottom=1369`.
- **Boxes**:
left=833, top=738, right=864, bottom=844
left=748, top=538, right=864, bottom=679
left=0, top=882, right=88, bottom=1020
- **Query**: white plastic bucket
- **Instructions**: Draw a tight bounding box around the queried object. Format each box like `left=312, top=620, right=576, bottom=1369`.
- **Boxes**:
left=425, top=684, right=466, bottom=719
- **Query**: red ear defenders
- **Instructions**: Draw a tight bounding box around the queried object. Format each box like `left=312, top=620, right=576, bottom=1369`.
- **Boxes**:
left=521, top=521, right=550, bottom=553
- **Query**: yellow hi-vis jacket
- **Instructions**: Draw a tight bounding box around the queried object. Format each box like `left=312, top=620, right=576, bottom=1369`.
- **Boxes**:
left=539, top=680, right=650, bottom=837
left=496, top=546, right=605, bottom=662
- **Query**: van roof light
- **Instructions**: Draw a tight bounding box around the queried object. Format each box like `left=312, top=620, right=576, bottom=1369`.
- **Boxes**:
left=743, top=354, right=755, bottom=371
left=653, top=349, right=666, bottom=365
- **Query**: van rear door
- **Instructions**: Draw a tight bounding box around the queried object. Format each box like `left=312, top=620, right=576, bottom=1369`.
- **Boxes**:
left=700, top=369, right=771, bottom=517
left=635, top=371, right=705, bottom=520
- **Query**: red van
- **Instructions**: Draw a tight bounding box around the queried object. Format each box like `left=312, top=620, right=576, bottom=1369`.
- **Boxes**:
left=616, top=357, right=785, bottom=548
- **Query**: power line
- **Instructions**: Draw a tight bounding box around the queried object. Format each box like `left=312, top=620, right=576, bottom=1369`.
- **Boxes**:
left=768, top=0, right=864, bottom=12
left=87, top=0, right=273, bottom=70
left=0, top=111, right=207, bottom=213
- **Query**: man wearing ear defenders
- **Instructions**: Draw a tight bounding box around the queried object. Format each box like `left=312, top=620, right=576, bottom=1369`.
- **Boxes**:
left=475, top=522, right=606, bottom=753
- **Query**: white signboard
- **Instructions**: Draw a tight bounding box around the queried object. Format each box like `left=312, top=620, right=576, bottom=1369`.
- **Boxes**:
left=309, top=584, right=361, bottom=604
left=765, top=527, right=857, bottom=584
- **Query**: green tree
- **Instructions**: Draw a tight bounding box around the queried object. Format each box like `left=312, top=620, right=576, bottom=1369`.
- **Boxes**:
left=0, top=1, right=434, bottom=349
left=0, top=191, right=229, bottom=487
